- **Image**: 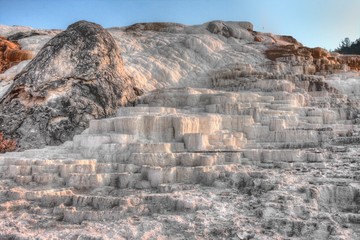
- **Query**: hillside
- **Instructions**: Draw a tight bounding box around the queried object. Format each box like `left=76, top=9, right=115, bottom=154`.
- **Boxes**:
left=0, top=20, right=360, bottom=239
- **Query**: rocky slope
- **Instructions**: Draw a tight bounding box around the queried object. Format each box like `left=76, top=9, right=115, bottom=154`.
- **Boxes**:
left=0, top=20, right=360, bottom=239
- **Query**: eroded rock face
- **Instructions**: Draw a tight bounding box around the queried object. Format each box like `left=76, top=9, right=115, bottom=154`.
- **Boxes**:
left=0, top=21, right=140, bottom=149
left=6, top=29, right=49, bottom=41
left=338, top=55, right=360, bottom=71
left=207, top=20, right=254, bottom=39
left=263, top=36, right=360, bottom=74
left=125, top=22, right=186, bottom=32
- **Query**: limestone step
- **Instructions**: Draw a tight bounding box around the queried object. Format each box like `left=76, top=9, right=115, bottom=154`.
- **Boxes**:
left=66, top=173, right=143, bottom=189
left=57, top=192, right=212, bottom=223
left=205, top=103, right=252, bottom=114
left=87, top=113, right=255, bottom=142
left=0, top=158, right=97, bottom=166
left=90, top=115, right=175, bottom=142
left=144, top=163, right=240, bottom=187
left=73, top=133, right=138, bottom=149
left=246, top=128, right=320, bottom=145
left=241, top=149, right=327, bottom=163
left=117, top=106, right=180, bottom=116
left=2, top=151, right=83, bottom=160
left=183, top=132, right=247, bottom=151
left=0, top=159, right=110, bottom=187
left=3, top=162, right=243, bottom=189
left=245, top=142, right=322, bottom=149
left=3, top=184, right=213, bottom=223
left=128, top=152, right=239, bottom=167
left=81, top=143, right=186, bottom=162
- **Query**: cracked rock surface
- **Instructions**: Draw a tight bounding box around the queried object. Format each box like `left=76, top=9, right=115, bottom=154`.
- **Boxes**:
left=0, top=21, right=140, bottom=149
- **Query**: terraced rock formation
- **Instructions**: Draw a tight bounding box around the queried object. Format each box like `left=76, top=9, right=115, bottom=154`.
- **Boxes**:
left=0, top=20, right=360, bottom=239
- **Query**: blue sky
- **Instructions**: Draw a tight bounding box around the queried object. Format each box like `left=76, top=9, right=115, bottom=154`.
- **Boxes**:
left=1, top=0, right=360, bottom=50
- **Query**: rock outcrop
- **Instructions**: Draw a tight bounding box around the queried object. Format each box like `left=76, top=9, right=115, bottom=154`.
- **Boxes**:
left=260, top=32, right=360, bottom=74
left=338, top=55, right=360, bottom=71
left=6, top=29, right=50, bottom=41
left=125, top=22, right=186, bottom=32
left=206, top=21, right=254, bottom=40
left=0, top=21, right=140, bottom=149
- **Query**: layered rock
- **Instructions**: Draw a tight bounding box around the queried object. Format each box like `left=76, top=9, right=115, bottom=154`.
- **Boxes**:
left=338, top=55, right=360, bottom=71
left=260, top=32, right=360, bottom=74
left=0, top=21, right=140, bottom=149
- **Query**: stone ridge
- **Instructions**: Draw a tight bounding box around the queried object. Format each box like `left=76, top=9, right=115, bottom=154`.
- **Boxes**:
left=0, top=20, right=141, bottom=149
left=125, top=22, right=186, bottom=32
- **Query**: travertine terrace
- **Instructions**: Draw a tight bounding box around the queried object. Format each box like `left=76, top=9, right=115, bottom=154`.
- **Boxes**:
left=1, top=20, right=360, bottom=239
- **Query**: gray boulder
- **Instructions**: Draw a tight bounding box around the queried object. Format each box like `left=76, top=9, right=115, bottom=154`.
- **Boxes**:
left=0, top=20, right=141, bottom=149
left=206, top=21, right=254, bottom=41
left=6, top=30, right=47, bottom=41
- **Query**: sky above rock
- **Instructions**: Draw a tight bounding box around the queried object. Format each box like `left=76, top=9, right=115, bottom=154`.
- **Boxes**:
left=1, top=0, right=360, bottom=50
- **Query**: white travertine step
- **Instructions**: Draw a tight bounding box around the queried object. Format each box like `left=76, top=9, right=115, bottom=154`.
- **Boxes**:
left=4, top=162, right=244, bottom=190
left=6, top=187, right=210, bottom=217
left=66, top=173, right=143, bottom=189
left=205, top=103, right=252, bottom=114
left=128, top=152, right=236, bottom=167
left=0, top=158, right=97, bottom=166
left=144, top=163, right=240, bottom=187
left=57, top=193, right=211, bottom=223
left=241, top=149, right=328, bottom=163
left=1, top=159, right=98, bottom=174
left=117, top=106, right=180, bottom=116
left=113, top=142, right=185, bottom=153
left=87, top=114, right=255, bottom=140
left=184, top=131, right=247, bottom=151
left=2, top=151, right=83, bottom=160
left=245, top=142, right=321, bottom=149
left=246, top=128, right=320, bottom=144
left=74, top=133, right=139, bottom=149
left=81, top=143, right=186, bottom=163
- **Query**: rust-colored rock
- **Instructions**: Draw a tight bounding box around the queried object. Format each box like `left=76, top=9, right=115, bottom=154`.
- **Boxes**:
left=0, top=36, right=33, bottom=74
left=338, top=55, right=360, bottom=71
left=264, top=41, right=357, bottom=74
left=260, top=30, right=360, bottom=74
left=0, top=131, right=16, bottom=153
left=309, top=47, right=329, bottom=59
left=254, top=35, right=263, bottom=42
left=278, top=35, right=302, bottom=45
left=265, top=44, right=312, bottom=61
